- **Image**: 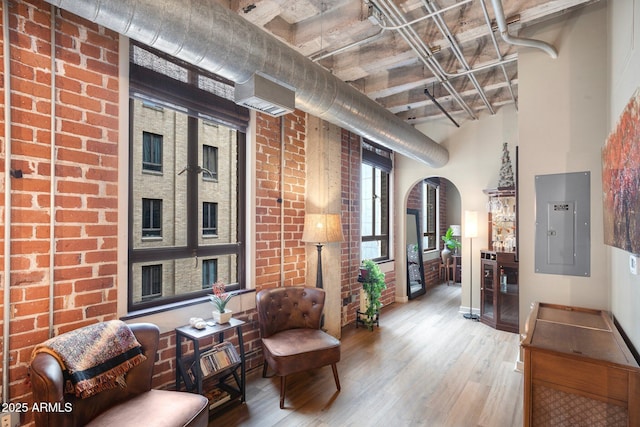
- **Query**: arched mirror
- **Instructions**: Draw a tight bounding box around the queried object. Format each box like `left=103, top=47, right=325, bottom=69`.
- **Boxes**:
left=407, top=208, right=426, bottom=299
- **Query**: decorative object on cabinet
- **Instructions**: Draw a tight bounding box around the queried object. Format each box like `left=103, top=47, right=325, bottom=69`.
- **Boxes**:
left=480, top=250, right=518, bottom=333
left=463, top=211, right=479, bottom=321
left=521, top=302, right=640, bottom=426
left=485, top=187, right=517, bottom=253
left=175, top=318, right=246, bottom=415
left=498, top=142, right=515, bottom=189
left=602, top=88, right=640, bottom=254
left=301, top=213, right=345, bottom=288
left=358, top=259, right=386, bottom=330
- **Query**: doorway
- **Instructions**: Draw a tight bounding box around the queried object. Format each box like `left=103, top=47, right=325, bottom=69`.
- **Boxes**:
left=404, top=177, right=461, bottom=292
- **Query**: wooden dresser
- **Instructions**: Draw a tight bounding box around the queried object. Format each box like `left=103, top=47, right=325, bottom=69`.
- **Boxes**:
left=521, top=302, right=640, bottom=427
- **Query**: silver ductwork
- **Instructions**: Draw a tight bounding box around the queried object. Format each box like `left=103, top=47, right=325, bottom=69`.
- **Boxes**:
left=44, top=0, right=448, bottom=167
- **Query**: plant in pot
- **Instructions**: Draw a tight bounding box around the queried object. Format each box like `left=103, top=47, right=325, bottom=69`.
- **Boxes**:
left=209, top=279, right=235, bottom=324
left=359, top=259, right=386, bottom=331
left=441, top=226, right=461, bottom=261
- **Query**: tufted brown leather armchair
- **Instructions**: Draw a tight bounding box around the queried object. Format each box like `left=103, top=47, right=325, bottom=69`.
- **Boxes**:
left=29, top=323, right=208, bottom=427
left=256, top=286, right=341, bottom=409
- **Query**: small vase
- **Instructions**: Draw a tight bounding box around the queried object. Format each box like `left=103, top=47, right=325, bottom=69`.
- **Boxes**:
left=212, top=309, right=232, bottom=324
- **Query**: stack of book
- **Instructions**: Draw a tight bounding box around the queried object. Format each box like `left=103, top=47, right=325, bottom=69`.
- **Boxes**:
left=199, top=341, right=240, bottom=377
left=203, top=387, right=230, bottom=410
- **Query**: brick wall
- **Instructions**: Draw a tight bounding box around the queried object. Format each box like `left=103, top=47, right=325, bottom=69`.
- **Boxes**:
left=1, top=3, right=400, bottom=423
left=1, top=1, right=120, bottom=421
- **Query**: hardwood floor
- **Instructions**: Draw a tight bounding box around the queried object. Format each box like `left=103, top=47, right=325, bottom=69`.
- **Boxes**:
left=212, top=283, right=523, bottom=426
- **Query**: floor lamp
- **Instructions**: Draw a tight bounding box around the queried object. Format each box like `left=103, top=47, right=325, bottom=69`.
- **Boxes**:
left=463, top=210, right=480, bottom=321
left=301, top=213, right=344, bottom=289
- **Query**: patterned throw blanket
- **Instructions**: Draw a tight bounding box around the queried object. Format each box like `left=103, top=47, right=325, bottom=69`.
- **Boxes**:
left=31, top=320, right=146, bottom=398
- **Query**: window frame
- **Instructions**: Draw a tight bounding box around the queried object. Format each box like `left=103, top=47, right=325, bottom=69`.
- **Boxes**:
left=361, top=140, right=391, bottom=262
left=422, top=181, right=438, bottom=251
left=128, top=44, right=249, bottom=312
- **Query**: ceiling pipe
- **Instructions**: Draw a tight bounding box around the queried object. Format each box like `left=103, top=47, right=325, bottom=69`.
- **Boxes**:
left=44, top=0, right=449, bottom=168
left=479, top=0, right=517, bottom=109
left=372, top=0, right=477, bottom=120
left=490, top=0, right=558, bottom=59
left=3, top=0, right=12, bottom=404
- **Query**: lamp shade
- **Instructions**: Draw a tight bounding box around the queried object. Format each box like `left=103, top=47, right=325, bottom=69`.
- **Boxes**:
left=450, top=224, right=461, bottom=237
left=301, top=213, right=344, bottom=244
left=465, top=211, right=478, bottom=238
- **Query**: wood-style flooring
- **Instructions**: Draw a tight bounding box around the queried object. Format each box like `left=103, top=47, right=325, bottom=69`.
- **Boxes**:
left=212, top=283, right=524, bottom=426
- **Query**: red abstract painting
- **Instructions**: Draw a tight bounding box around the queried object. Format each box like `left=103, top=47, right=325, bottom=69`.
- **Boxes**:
left=602, top=88, right=640, bottom=253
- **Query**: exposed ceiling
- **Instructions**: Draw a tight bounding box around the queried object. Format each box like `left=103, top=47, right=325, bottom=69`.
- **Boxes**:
left=226, top=0, right=599, bottom=127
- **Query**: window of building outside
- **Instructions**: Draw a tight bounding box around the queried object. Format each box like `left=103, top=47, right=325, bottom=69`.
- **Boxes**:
left=141, top=264, right=162, bottom=300
left=128, top=43, right=249, bottom=311
left=202, top=259, right=217, bottom=289
left=142, top=131, right=163, bottom=172
left=142, top=198, right=162, bottom=238
left=361, top=140, right=391, bottom=261
left=202, top=202, right=218, bottom=236
left=203, top=144, right=218, bottom=181
left=423, top=181, right=438, bottom=251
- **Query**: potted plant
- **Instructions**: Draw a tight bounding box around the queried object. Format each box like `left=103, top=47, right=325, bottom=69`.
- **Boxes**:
left=209, top=279, right=235, bottom=324
left=441, top=226, right=461, bottom=259
left=359, top=259, right=386, bottom=331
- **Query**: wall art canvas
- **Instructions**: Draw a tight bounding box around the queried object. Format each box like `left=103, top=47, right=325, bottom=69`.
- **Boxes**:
left=602, top=88, right=640, bottom=253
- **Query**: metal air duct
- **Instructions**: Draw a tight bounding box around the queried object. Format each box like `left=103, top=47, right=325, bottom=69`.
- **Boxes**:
left=44, top=0, right=449, bottom=167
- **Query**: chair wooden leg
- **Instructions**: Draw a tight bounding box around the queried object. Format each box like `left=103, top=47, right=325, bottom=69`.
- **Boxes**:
left=262, top=361, right=268, bottom=378
left=331, top=363, right=341, bottom=391
left=280, top=376, right=286, bottom=409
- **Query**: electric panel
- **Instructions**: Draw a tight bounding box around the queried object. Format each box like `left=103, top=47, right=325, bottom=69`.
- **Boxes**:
left=535, top=172, right=590, bottom=276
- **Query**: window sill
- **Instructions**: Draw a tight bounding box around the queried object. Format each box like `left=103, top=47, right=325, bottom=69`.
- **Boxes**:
left=121, top=290, right=256, bottom=334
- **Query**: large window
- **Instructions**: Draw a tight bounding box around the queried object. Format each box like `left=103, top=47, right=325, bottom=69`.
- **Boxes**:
left=361, top=141, right=391, bottom=261
left=128, top=43, right=249, bottom=311
left=423, top=181, right=438, bottom=251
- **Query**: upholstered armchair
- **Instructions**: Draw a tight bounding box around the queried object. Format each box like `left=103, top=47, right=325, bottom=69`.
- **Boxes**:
left=256, top=286, right=341, bottom=409
left=29, top=322, right=208, bottom=427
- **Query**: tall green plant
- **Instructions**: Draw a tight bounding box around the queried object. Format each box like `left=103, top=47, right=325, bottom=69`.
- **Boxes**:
left=360, top=259, right=386, bottom=331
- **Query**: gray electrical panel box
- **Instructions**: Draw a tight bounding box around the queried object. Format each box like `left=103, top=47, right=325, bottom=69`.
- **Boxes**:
left=535, top=172, right=590, bottom=276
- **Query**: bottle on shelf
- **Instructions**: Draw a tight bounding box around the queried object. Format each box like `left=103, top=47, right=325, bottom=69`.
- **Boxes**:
left=500, top=269, right=508, bottom=293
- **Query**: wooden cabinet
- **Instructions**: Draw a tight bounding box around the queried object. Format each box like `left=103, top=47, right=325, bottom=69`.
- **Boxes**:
left=480, top=250, right=518, bottom=333
left=521, top=302, right=640, bottom=427
left=480, top=187, right=519, bottom=333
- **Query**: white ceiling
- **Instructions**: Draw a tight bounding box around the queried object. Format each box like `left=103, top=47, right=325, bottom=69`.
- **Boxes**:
left=225, top=0, right=600, bottom=126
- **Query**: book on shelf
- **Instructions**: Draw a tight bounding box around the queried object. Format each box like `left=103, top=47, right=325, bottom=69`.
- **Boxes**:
left=198, top=341, right=240, bottom=377
left=204, top=388, right=231, bottom=410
